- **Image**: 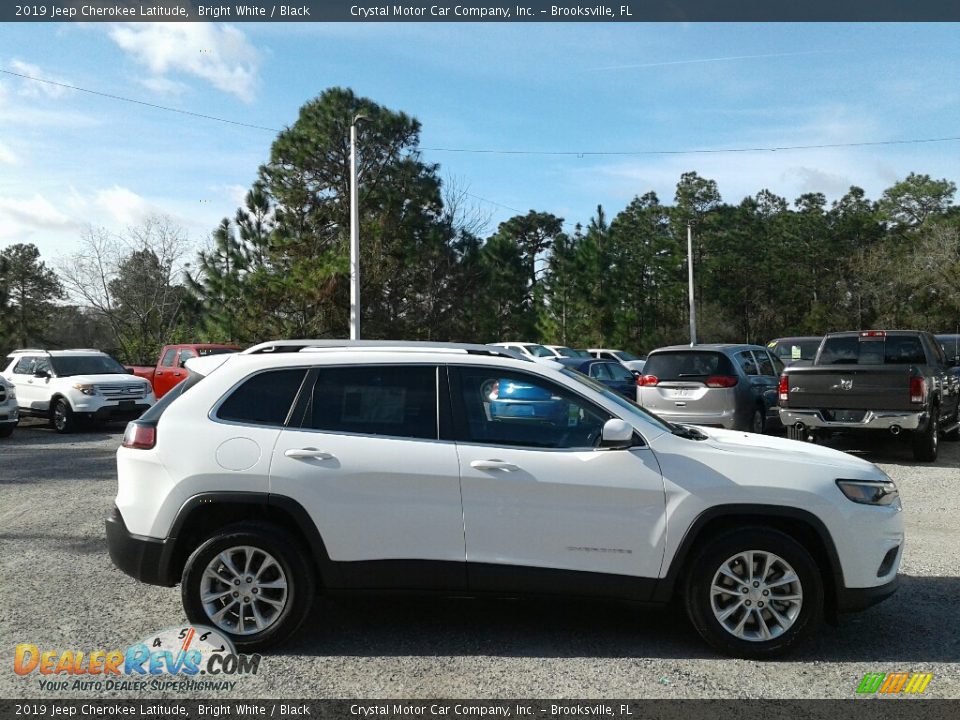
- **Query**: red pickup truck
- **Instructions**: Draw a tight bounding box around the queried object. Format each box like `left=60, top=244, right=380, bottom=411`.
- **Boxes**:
left=126, top=344, right=240, bottom=399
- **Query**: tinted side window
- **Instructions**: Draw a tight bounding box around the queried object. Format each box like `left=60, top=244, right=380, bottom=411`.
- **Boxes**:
left=217, top=369, right=307, bottom=427
left=735, top=351, right=759, bottom=376
left=450, top=367, right=611, bottom=449
left=13, top=357, right=36, bottom=374
left=161, top=348, right=177, bottom=367
left=756, top=351, right=776, bottom=377
left=304, top=366, right=437, bottom=440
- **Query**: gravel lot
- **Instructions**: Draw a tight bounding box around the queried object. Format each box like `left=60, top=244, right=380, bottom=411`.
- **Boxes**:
left=1, top=417, right=957, bottom=700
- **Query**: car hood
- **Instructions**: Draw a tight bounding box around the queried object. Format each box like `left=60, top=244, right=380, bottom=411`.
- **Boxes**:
left=63, top=374, right=148, bottom=385
left=693, top=426, right=880, bottom=474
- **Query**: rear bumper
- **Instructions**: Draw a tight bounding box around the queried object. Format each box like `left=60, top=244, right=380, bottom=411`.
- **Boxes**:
left=837, top=574, right=900, bottom=613
left=105, top=506, right=176, bottom=586
left=649, top=409, right=738, bottom=429
left=779, top=408, right=925, bottom=431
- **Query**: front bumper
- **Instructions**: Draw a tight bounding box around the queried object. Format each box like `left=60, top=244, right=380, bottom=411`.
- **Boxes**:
left=837, top=574, right=900, bottom=612
left=105, top=506, right=176, bottom=586
left=0, top=406, right=18, bottom=424
left=83, top=403, right=153, bottom=422
left=779, top=408, right=925, bottom=431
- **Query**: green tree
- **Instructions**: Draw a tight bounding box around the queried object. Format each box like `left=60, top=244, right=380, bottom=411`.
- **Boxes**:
left=0, top=243, right=63, bottom=349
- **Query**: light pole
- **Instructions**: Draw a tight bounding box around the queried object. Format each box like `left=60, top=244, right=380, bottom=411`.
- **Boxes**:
left=687, top=221, right=697, bottom=346
left=349, top=114, right=366, bottom=340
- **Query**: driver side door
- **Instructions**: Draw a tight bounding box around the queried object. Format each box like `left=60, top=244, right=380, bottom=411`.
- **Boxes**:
left=447, top=366, right=667, bottom=598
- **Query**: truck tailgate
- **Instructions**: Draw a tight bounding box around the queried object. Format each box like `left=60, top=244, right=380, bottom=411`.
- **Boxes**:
left=784, top=365, right=915, bottom=411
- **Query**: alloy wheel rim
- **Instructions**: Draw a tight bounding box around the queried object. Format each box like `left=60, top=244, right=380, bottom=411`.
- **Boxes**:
left=200, top=545, right=288, bottom=636
left=54, top=403, right=66, bottom=430
left=709, top=550, right=803, bottom=642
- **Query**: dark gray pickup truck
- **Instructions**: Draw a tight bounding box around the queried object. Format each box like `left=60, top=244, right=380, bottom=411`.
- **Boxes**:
left=778, top=330, right=960, bottom=461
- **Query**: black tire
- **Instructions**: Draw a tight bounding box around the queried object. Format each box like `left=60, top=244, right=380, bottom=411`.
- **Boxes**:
left=0, top=423, right=14, bottom=438
left=181, top=523, right=316, bottom=652
left=749, top=408, right=765, bottom=434
left=912, top=407, right=939, bottom=462
left=943, top=409, right=960, bottom=442
left=684, top=527, right=823, bottom=659
left=50, top=398, right=75, bottom=434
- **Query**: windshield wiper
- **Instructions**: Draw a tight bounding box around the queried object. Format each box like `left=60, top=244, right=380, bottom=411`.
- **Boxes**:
left=671, top=424, right=708, bottom=440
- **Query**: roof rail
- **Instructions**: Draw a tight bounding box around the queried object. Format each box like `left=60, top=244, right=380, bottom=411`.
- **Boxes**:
left=8, top=348, right=47, bottom=354
left=241, top=339, right=531, bottom=361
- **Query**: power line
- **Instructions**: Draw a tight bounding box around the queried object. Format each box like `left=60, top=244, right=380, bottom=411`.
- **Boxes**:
left=5, top=66, right=960, bottom=157
left=0, top=69, right=279, bottom=133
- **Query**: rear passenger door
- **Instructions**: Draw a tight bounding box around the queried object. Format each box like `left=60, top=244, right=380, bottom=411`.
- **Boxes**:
left=270, top=364, right=466, bottom=589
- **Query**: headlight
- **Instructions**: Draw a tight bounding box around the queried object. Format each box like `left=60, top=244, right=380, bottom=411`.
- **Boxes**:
left=72, top=383, right=97, bottom=396
left=836, top=479, right=900, bottom=507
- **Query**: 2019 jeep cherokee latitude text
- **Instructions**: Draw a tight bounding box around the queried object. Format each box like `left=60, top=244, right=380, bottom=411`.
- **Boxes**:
left=106, top=341, right=903, bottom=658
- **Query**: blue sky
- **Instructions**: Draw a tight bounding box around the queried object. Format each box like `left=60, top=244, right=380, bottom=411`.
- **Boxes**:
left=1, top=22, right=958, bottom=262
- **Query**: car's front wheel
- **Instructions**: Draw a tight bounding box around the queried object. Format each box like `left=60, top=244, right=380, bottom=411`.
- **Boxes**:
left=50, top=398, right=75, bottom=434
left=181, top=523, right=316, bottom=651
left=684, top=528, right=823, bottom=658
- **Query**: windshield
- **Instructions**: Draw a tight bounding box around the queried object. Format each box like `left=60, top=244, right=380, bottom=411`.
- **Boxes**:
left=551, top=346, right=580, bottom=358
left=526, top=344, right=555, bottom=358
left=50, top=355, right=127, bottom=377
left=614, top=350, right=641, bottom=361
left=771, top=339, right=821, bottom=361
left=560, top=368, right=672, bottom=433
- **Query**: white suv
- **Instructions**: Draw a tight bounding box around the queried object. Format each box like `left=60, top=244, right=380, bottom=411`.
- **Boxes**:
left=0, top=374, right=18, bottom=437
left=106, top=341, right=903, bottom=658
left=2, top=349, right=155, bottom=433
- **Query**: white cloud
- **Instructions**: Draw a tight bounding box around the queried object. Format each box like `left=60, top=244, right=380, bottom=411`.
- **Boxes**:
left=0, top=140, right=17, bottom=165
left=137, top=75, right=189, bottom=97
left=8, top=59, right=72, bottom=98
left=0, top=193, right=79, bottom=239
left=94, top=185, right=162, bottom=226
left=107, top=23, right=260, bottom=102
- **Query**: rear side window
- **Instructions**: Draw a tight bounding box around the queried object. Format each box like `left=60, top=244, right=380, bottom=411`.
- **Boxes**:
left=756, top=352, right=776, bottom=377
left=643, top=351, right=734, bottom=380
left=13, top=357, right=37, bottom=374
left=160, top=348, right=177, bottom=367
left=217, top=369, right=307, bottom=426
left=735, top=351, right=759, bottom=376
left=303, top=366, right=437, bottom=440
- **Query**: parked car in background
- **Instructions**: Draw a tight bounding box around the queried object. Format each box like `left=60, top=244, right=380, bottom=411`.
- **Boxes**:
left=0, top=374, right=18, bottom=437
left=767, top=336, right=823, bottom=367
left=488, top=342, right=556, bottom=360
left=588, top=348, right=646, bottom=373
left=2, top=349, right=155, bottom=433
left=637, top=344, right=783, bottom=433
left=545, top=345, right=592, bottom=359
left=126, top=343, right=240, bottom=399
left=937, top=334, right=960, bottom=377
left=556, top=358, right=637, bottom=399
left=108, top=339, right=904, bottom=659
left=779, top=330, right=960, bottom=461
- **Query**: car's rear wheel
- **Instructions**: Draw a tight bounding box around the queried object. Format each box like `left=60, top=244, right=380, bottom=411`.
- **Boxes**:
left=181, top=523, right=316, bottom=651
left=912, top=407, right=939, bottom=462
left=684, top=528, right=823, bottom=658
left=0, top=424, right=14, bottom=438
left=50, top=398, right=75, bottom=434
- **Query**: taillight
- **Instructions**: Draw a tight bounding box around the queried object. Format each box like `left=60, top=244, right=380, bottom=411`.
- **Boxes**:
left=638, top=375, right=659, bottom=386
left=909, top=377, right=926, bottom=404
left=122, top=422, right=156, bottom=450
left=705, top=375, right=738, bottom=388
left=778, top=374, right=789, bottom=402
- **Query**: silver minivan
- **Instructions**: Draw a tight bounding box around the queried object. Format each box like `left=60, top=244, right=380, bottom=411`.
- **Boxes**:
left=637, top=344, right=784, bottom=433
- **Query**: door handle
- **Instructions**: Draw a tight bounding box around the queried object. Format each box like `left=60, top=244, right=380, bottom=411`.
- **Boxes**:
left=284, top=448, right=334, bottom=460
left=470, top=459, right=520, bottom=472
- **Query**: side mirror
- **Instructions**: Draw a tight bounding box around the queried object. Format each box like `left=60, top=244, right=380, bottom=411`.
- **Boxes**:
left=600, top=418, right=635, bottom=449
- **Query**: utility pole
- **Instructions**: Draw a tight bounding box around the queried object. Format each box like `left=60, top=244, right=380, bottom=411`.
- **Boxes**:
left=687, top=221, right=697, bottom=346
left=349, top=115, right=364, bottom=340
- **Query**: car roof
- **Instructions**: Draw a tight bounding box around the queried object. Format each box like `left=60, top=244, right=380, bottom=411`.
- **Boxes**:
left=650, top=343, right=769, bottom=354
left=768, top=336, right=822, bottom=343
left=7, top=349, right=106, bottom=357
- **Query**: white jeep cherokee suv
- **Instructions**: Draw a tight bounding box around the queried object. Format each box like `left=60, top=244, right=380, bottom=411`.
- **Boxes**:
left=106, top=341, right=903, bottom=658
left=0, top=374, right=18, bottom=437
left=2, top=349, right=155, bottom=433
